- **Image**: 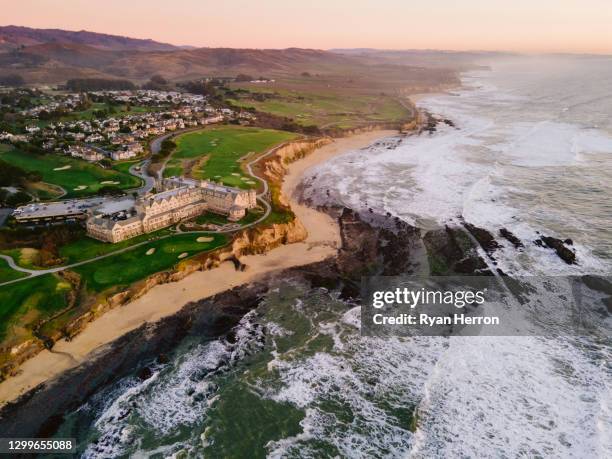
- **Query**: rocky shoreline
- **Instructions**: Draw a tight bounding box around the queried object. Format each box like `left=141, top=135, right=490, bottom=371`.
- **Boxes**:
left=0, top=206, right=422, bottom=437
left=1, top=196, right=609, bottom=440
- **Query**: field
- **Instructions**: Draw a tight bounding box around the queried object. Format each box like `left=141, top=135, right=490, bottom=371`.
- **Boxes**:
left=0, top=232, right=228, bottom=353
left=73, top=233, right=228, bottom=292
left=229, top=86, right=413, bottom=129
left=0, top=258, right=28, bottom=283
left=163, top=126, right=298, bottom=188
left=0, top=274, right=71, bottom=343
left=58, top=227, right=174, bottom=265
left=0, top=149, right=142, bottom=198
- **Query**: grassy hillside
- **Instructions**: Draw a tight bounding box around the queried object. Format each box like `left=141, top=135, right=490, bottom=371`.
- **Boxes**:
left=0, top=258, right=28, bottom=283
left=73, top=233, right=228, bottom=292
left=0, top=274, right=71, bottom=343
left=164, top=126, right=298, bottom=189
left=229, top=86, right=412, bottom=129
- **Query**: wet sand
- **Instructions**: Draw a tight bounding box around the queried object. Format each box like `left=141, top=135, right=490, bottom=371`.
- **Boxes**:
left=0, top=129, right=396, bottom=405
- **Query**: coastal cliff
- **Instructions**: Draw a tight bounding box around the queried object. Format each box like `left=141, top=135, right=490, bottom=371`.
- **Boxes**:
left=0, top=137, right=329, bottom=382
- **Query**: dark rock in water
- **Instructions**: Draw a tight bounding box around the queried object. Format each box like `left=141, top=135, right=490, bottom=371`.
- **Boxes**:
left=423, top=226, right=492, bottom=276
left=443, top=118, right=455, bottom=127
left=564, top=238, right=574, bottom=246
left=535, top=236, right=577, bottom=265
left=157, top=353, right=169, bottom=364
left=454, top=257, right=487, bottom=274
left=582, top=276, right=612, bottom=295
left=499, top=228, right=524, bottom=248
left=604, top=297, right=612, bottom=314
left=463, top=223, right=500, bottom=255
left=137, top=367, right=153, bottom=380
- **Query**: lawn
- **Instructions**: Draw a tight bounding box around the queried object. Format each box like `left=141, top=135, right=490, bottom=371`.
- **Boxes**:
left=195, top=208, right=264, bottom=226
left=229, top=87, right=411, bottom=129
left=58, top=227, right=174, bottom=265
left=0, top=258, right=28, bottom=283
left=73, top=233, right=229, bottom=292
left=0, top=274, right=71, bottom=342
left=163, top=126, right=298, bottom=189
left=0, top=149, right=142, bottom=198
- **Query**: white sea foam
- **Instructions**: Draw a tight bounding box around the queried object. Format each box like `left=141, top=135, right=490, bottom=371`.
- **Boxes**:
left=81, top=310, right=266, bottom=458
left=295, top=57, right=612, bottom=458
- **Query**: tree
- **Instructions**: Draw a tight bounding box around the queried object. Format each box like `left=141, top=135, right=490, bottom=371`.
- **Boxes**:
left=235, top=74, right=254, bottom=82
left=98, top=185, right=123, bottom=196
left=150, top=75, right=167, bottom=85
left=6, top=191, right=31, bottom=207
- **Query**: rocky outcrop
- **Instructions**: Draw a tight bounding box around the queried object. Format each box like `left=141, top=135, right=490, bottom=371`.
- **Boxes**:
left=260, top=138, right=332, bottom=193
left=499, top=228, right=524, bottom=248
left=463, top=222, right=500, bottom=256
left=534, top=236, right=577, bottom=265
left=423, top=225, right=492, bottom=276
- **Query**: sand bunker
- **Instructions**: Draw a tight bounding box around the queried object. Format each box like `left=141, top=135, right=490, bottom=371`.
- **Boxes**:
left=73, top=185, right=87, bottom=191
left=196, top=236, right=213, bottom=243
left=18, top=248, right=39, bottom=266
left=145, top=248, right=155, bottom=256
left=100, top=181, right=120, bottom=185
left=53, top=165, right=71, bottom=171
left=231, top=173, right=241, bottom=177
left=178, top=252, right=189, bottom=259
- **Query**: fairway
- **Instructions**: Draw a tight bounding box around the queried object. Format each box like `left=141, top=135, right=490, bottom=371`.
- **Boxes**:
left=74, top=233, right=228, bottom=292
left=58, top=227, right=174, bottom=265
left=0, top=274, right=71, bottom=343
left=229, top=87, right=411, bottom=129
left=0, top=149, right=141, bottom=198
left=163, top=126, right=298, bottom=188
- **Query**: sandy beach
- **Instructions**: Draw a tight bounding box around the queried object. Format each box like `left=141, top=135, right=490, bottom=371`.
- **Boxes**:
left=0, top=129, right=396, bottom=405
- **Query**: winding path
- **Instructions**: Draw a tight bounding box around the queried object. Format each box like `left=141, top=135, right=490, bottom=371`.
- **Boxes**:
left=0, top=131, right=288, bottom=287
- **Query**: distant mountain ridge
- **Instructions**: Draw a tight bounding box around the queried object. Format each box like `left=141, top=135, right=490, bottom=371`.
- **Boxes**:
left=0, top=25, right=461, bottom=93
left=0, top=25, right=178, bottom=51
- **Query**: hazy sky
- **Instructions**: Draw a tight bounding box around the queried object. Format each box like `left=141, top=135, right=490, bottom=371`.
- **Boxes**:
left=3, top=0, right=612, bottom=53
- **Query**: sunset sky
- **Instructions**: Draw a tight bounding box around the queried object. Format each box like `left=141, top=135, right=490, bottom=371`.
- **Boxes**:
left=3, top=0, right=612, bottom=54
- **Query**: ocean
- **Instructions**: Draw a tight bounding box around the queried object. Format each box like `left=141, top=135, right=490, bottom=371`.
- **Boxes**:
left=55, top=56, right=611, bottom=458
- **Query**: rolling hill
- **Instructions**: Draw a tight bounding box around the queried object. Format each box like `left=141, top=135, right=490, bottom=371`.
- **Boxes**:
left=0, top=26, right=462, bottom=94
left=0, top=25, right=178, bottom=51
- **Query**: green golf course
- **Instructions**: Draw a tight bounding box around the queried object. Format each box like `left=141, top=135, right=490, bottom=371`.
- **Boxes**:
left=0, top=149, right=142, bottom=198
left=163, top=126, right=298, bottom=189
left=73, top=233, right=229, bottom=292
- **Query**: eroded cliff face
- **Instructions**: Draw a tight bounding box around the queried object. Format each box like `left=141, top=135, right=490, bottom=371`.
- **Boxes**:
left=0, top=139, right=317, bottom=382
left=262, top=138, right=332, bottom=180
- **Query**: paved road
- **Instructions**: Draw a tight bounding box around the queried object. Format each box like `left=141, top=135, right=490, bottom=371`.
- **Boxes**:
left=0, top=254, right=38, bottom=274
left=129, top=160, right=155, bottom=195
left=0, top=133, right=285, bottom=287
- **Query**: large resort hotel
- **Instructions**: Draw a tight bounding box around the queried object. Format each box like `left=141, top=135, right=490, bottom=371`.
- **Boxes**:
left=86, top=178, right=257, bottom=243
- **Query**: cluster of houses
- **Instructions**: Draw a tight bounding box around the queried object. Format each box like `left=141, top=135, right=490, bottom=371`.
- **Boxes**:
left=0, top=89, right=235, bottom=162
left=18, top=93, right=83, bottom=118
left=90, top=89, right=208, bottom=107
